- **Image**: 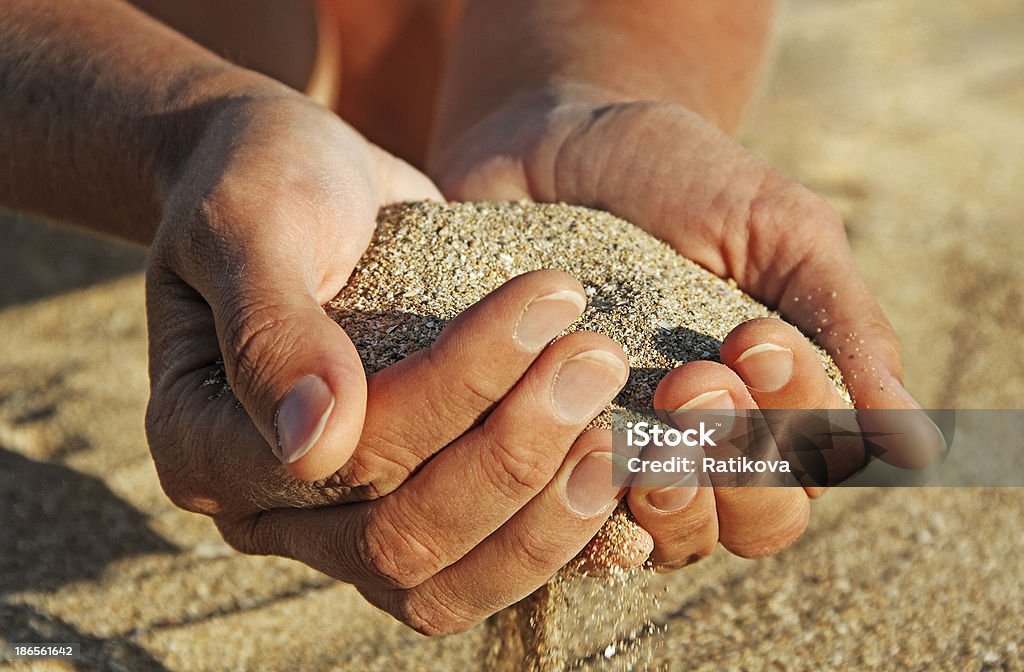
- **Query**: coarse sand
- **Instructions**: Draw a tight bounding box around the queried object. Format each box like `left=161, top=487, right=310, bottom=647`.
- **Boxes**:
left=326, top=201, right=847, bottom=670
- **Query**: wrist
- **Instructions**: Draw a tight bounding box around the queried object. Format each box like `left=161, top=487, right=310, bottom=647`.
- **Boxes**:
left=438, top=0, right=776, bottom=142
left=1, top=0, right=316, bottom=244
left=145, top=66, right=296, bottom=207
left=431, top=80, right=626, bottom=160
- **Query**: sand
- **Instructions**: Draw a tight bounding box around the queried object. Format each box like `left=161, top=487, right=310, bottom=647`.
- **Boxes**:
left=324, top=200, right=847, bottom=670
left=326, top=201, right=844, bottom=403
left=1, top=0, right=1022, bottom=670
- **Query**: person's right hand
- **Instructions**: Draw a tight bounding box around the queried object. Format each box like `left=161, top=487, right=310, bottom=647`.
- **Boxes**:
left=144, top=93, right=633, bottom=634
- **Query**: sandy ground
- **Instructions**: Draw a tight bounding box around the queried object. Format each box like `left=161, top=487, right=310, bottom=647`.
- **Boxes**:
left=1, top=0, right=1022, bottom=670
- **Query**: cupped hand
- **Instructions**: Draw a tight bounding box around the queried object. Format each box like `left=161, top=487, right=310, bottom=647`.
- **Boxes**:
left=145, top=94, right=632, bottom=633
left=429, top=88, right=944, bottom=570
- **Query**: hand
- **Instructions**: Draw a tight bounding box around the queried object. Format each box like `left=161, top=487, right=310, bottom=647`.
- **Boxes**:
left=429, top=88, right=944, bottom=569
left=145, top=93, right=635, bottom=633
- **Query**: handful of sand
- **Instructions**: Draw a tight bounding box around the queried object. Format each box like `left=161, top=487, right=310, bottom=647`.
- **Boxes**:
left=328, top=201, right=843, bottom=409
left=326, top=201, right=845, bottom=669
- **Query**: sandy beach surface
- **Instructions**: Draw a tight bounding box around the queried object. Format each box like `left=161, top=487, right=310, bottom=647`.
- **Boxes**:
left=2, top=0, right=1022, bottom=670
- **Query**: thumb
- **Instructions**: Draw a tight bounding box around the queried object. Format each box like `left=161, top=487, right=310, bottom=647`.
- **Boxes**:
left=212, top=273, right=368, bottom=481
left=164, top=208, right=370, bottom=482
left=164, top=139, right=437, bottom=482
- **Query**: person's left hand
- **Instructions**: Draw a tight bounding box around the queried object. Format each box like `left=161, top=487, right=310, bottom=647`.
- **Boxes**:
left=428, top=87, right=944, bottom=570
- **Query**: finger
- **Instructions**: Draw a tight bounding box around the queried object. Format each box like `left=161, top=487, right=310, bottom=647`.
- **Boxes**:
left=364, top=429, right=627, bottom=635
left=220, top=333, right=627, bottom=587
left=335, top=270, right=588, bottom=499
left=651, top=361, right=810, bottom=559
left=222, top=428, right=627, bottom=635
left=721, top=317, right=863, bottom=493
left=157, top=194, right=378, bottom=482
left=207, top=260, right=367, bottom=482
left=570, top=502, right=655, bottom=575
left=772, top=216, right=905, bottom=404
left=626, top=361, right=728, bottom=570
left=145, top=262, right=373, bottom=514
left=720, top=317, right=850, bottom=410
left=348, top=332, right=628, bottom=587
left=627, top=483, right=717, bottom=572
left=145, top=263, right=251, bottom=516
left=764, top=209, right=945, bottom=469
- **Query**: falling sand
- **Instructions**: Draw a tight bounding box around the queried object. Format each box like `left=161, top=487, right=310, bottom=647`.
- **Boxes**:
left=325, top=201, right=846, bottom=670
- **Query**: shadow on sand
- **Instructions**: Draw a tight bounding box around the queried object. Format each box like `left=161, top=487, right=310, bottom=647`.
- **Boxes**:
left=0, top=212, right=145, bottom=309
left=1, top=448, right=174, bottom=671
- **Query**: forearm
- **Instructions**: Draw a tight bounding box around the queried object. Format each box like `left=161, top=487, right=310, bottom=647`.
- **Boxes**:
left=0, top=0, right=280, bottom=244
left=435, top=0, right=777, bottom=141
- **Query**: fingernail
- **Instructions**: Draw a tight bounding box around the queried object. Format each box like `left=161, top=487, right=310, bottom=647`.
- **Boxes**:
left=275, top=375, right=335, bottom=464
left=514, top=290, right=586, bottom=351
left=646, top=474, right=699, bottom=513
left=866, top=378, right=947, bottom=469
left=734, top=343, right=794, bottom=392
left=565, top=451, right=620, bottom=516
left=552, top=350, right=628, bottom=422
left=892, top=378, right=947, bottom=458
left=674, top=389, right=733, bottom=411
left=670, top=389, right=736, bottom=436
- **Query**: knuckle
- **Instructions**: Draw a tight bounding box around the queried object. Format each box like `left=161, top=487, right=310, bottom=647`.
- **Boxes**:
left=145, top=391, right=222, bottom=517
left=163, top=478, right=218, bottom=516
left=442, top=373, right=501, bottom=417
left=872, top=317, right=901, bottom=351
left=806, top=196, right=845, bottom=234
left=391, top=591, right=476, bottom=637
left=790, top=184, right=841, bottom=222
left=864, top=315, right=903, bottom=362
left=827, top=313, right=903, bottom=377
left=425, top=344, right=502, bottom=410
left=750, top=177, right=844, bottom=242
left=215, top=514, right=263, bottom=556
left=336, top=427, right=424, bottom=500
left=569, top=100, right=682, bottom=147
left=511, top=528, right=562, bottom=575
left=151, top=456, right=221, bottom=516
left=769, top=178, right=840, bottom=224
left=359, top=511, right=444, bottom=589
left=221, top=301, right=296, bottom=395
left=481, top=425, right=554, bottom=499
left=165, top=193, right=242, bottom=280
left=413, top=377, right=486, bottom=439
